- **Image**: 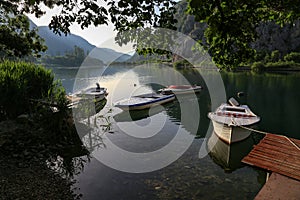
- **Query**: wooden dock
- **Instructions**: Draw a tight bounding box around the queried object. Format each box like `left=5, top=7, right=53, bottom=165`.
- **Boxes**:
left=242, top=133, right=300, bottom=199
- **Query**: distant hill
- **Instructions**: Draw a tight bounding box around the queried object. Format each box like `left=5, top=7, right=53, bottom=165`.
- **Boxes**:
left=29, top=20, right=132, bottom=64
left=37, top=26, right=95, bottom=56
left=89, top=48, right=132, bottom=64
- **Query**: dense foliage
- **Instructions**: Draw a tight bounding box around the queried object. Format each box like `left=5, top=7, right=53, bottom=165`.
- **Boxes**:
left=41, top=45, right=104, bottom=67
left=0, top=60, right=67, bottom=119
left=187, top=0, right=300, bottom=68
left=0, top=15, right=47, bottom=58
left=0, top=0, right=177, bottom=58
left=2, top=0, right=300, bottom=68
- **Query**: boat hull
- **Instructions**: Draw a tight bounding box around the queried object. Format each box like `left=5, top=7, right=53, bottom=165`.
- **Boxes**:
left=211, top=120, right=252, bottom=144
left=76, top=87, right=108, bottom=100
left=159, top=85, right=202, bottom=95
left=115, top=94, right=175, bottom=111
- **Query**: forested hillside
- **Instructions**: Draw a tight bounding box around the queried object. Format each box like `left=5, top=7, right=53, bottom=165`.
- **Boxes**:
left=175, top=0, right=300, bottom=70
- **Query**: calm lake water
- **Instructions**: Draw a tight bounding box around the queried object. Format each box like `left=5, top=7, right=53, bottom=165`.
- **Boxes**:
left=49, top=64, right=300, bottom=200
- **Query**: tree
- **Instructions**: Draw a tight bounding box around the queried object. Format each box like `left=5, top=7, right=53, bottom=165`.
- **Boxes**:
left=187, top=0, right=300, bottom=68
left=3, top=0, right=300, bottom=68
left=0, top=0, right=177, bottom=58
left=0, top=14, right=46, bottom=58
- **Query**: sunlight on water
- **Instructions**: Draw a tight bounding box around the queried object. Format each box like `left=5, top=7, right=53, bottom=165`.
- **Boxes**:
left=49, top=64, right=279, bottom=200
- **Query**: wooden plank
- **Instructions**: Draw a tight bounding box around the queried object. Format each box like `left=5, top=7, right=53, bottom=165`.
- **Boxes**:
left=291, top=138, right=300, bottom=146
left=255, top=173, right=300, bottom=200
left=253, top=143, right=300, bottom=157
left=242, top=133, right=300, bottom=181
left=252, top=147, right=300, bottom=165
left=243, top=155, right=300, bottom=181
left=261, top=140, right=299, bottom=151
left=263, top=138, right=300, bottom=150
left=244, top=152, right=300, bottom=172
left=245, top=153, right=300, bottom=172
left=263, top=137, right=300, bottom=150
left=269, top=134, right=300, bottom=144
left=264, top=134, right=300, bottom=147
left=243, top=152, right=300, bottom=176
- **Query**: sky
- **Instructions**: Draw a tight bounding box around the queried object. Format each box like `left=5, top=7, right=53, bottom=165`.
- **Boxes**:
left=27, top=5, right=117, bottom=47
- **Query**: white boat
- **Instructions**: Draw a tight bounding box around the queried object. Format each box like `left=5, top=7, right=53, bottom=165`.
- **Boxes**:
left=114, top=93, right=175, bottom=111
left=158, top=85, right=202, bottom=95
left=208, top=98, right=260, bottom=144
left=75, top=83, right=108, bottom=100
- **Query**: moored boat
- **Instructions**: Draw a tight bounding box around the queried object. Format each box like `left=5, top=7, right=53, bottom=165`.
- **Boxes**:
left=158, top=85, right=202, bottom=95
left=208, top=98, right=260, bottom=144
left=74, top=83, right=108, bottom=100
left=114, top=93, right=175, bottom=111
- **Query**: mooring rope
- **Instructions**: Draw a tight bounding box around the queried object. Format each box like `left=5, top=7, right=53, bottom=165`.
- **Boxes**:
left=229, top=117, right=300, bottom=150
left=236, top=122, right=300, bottom=151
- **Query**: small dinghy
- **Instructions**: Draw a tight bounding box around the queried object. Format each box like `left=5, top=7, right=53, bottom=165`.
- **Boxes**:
left=114, top=93, right=175, bottom=111
left=208, top=97, right=260, bottom=144
left=158, top=85, right=202, bottom=95
left=75, top=83, right=108, bottom=100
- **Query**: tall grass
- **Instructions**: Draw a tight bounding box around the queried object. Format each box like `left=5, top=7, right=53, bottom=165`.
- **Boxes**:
left=0, top=60, right=66, bottom=119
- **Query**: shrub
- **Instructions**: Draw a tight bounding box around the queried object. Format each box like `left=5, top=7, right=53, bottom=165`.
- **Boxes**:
left=284, top=52, right=300, bottom=63
left=265, top=61, right=294, bottom=68
left=0, top=60, right=67, bottom=119
left=251, top=61, right=265, bottom=72
left=254, top=51, right=267, bottom=62
left=173, top=59, right=191, bottom=69
left=270, top=50, right=280, bottom=62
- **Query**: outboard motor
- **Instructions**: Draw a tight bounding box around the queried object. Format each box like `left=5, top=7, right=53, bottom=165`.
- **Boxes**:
left=237, top=91, right=244, bottom=98
left=237, top=91, right=247, bottom=104
left=96, top=83, right=100, bottom=92
left=228, top=97, right=240, bottom=107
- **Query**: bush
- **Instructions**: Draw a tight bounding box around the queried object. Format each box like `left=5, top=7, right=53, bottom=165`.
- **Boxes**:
left=251, top=61, right=265, bottom=72
left=270, top=50, right=280, bottom=62
left=284, top=52, right=300, bottom=63
left=265, top=61, right=294, bottom=68
left=173, top=59, right=191, bottom=69
left=0, top=60, right=67, bottom=119
left=254, top=51, right=267, bottom=62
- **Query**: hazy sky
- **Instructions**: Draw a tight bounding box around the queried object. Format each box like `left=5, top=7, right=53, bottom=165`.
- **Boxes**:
left=27, top=5, right=117, bottom=47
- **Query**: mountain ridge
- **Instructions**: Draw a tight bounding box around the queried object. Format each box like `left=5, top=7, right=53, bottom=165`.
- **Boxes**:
left=29, top=20, right=131, bottom=64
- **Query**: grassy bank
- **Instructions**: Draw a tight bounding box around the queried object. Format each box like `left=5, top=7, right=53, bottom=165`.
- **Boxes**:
left=0, top=60, right=90, bottom=199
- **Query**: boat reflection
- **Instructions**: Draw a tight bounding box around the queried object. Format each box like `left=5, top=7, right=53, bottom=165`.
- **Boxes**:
left=113, top=104, right=169, bottom=122
left=73, top=98, right=107, bottom=120
left=207, top=131, right=254, bottom=172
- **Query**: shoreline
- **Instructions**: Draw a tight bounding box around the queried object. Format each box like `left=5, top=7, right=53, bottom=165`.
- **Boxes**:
left=0, top=118, right=84, bottom=200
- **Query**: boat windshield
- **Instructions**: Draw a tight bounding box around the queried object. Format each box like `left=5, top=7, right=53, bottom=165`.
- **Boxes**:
left=224, top=107, right=246, bottom=113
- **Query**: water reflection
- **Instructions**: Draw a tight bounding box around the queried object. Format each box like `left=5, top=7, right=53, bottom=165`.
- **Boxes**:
left=48, top=64, right=291, bottom=199
left=73, top=98, right=110, bottom=153
left=222, top=72, right=300, bottom=139
left=113, top=104, right=170, bottom=122
left=207, top=131, right=255, bottom=172
left=72, top=98, right=108, bottom=120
